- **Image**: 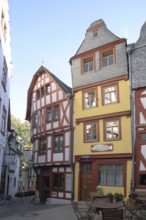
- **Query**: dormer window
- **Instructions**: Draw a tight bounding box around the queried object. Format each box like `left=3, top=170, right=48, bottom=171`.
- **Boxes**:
left=46, top=84, right=51, bottom=94
left=93, top=29, right=98, bottom=37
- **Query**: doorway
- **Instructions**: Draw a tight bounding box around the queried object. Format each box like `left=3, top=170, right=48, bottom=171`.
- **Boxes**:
left=80, top=163, right=92, bottom=200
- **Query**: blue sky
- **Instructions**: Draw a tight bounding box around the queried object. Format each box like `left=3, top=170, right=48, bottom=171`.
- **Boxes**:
left=9, top=0, right=146, bottom=121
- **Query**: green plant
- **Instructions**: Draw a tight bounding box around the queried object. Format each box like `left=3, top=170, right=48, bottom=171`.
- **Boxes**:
left=107, top=192, right=114, bottom=202
left=114, top=193, right=124, bottom=202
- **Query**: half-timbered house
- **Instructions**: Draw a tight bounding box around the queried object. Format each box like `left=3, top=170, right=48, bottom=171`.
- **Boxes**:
left=129, top=21, right=146, bottom=191
left=25, top=66, right=73, bottom=204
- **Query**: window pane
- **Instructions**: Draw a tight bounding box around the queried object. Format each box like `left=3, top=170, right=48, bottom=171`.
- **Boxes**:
left=46, top=84, right=51, bottom=94
left=103, top=57, right=107, bottom=67
left=46, top=107, right=52, bottom=122
left=89, top=62, right=93, bottom=71
left=109, top=55, right=113, bottom=65
left=84, top=64, right=88, bottom=73
left=54, top=105, right=59, bottom=120
left=111, top=91, right=117, bottom=102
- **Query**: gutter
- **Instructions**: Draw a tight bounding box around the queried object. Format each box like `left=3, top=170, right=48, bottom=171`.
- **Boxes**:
left=127, top=46, right=135, bottom=192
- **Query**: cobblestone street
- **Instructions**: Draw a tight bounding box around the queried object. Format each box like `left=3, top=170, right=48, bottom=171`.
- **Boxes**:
left=0, top=196, right=77, bottom=220
left=1, top=196, right=146, bottom=220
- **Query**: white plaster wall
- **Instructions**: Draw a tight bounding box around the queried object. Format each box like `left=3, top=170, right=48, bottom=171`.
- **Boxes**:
left=53, top=153, right=63, bottom=161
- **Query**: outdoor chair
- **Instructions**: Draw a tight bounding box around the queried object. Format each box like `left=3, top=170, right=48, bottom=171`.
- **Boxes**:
left=72, top=201, right=95, bottom=220
left=102, top=208, right=123, bottom=220
left=124, top=198, right=140, bottom=219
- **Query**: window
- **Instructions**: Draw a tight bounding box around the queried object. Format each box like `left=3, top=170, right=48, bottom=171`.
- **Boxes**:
left=85, top=121, right=98, bottom=142
left=36, top=90, right=40, bottom=100
left=104, top=118, right=120, bottom=141
left=41, top=87, right=44, bottom=97
left=1, top=10, right=7, bottom=42
left=53, top=174, right=64, bottom=190
left=46, top=105, right=59, bottom=122
left=46, top=84, right=51, bottom=94
left=83, top=89, right=97, bottom=109
left=46, top=107, right=52, bottom=122
left=1, top=106, right=6, bottom=135
left=53, top=135, right=63, bottom=152
left=36, top=84, right=50, bottom=100
left=83, top=57, right=94, bottom=73
left=102, top=49, right=114, bottom=67
left=38, top=138, right=46, bottom=155
left=54, top=105, right=59, bottom=121
left=102, top=84, right=118, bottom=105
left=93, top=29, right=98, bottom=37
left=99, top=164, right=124, bottom=186
left=1, top=57, right=7, bottom=90
left=32, top=113, right=38, bottom=128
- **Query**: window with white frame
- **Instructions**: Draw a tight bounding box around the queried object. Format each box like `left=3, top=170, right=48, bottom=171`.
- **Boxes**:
left=104, top=118, right=120, bottom=141
left=53, top=135, right=63, bottom=152
left=84, top=89, right=97, bottom=109
left=85, top=121, right=98, bottom=142
left=102, top=49, right=114, bottom=67
left=83, top=57, right=94, bottom=73
left=102, top=84, right=118, bottom=105
left=98, top=164, right=124, bottom=186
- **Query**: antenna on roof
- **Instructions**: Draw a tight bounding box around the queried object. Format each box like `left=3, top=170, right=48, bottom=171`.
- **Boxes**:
left=42, top=60, right=45, bottom=66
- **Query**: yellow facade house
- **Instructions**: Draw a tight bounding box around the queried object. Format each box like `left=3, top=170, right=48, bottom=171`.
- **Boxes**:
left=70, top=19, right=132, bottom=201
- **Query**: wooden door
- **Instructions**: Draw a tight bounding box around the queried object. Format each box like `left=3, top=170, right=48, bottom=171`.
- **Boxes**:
left=80, top=163, right=92, bottom=200
left=40, top=175, right=50, bottom=203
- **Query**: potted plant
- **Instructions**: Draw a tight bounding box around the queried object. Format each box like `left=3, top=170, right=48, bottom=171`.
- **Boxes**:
left=107, top=192, right=114, bottom=202
left=114, top=193, right=124, bottom=202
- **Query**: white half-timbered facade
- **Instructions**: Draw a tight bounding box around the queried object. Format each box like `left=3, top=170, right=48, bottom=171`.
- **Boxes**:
left=129, top=21, right=146, bottom=191
left=26, top=66, right=73, bottom=204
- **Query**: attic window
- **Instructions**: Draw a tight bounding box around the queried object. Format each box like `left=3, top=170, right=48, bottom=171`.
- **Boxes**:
left=46, top=84, right=51, bottom=94
left=83, top=57, right=94, bottom=73
left=93, top=29, right=98, bottom=37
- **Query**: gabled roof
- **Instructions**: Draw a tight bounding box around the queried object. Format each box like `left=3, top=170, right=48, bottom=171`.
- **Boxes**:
left=133, top=21, right=146, bottom=49
left=25, top=66, right=72, bottom=121
left=70, top=19, right=122, bottom=63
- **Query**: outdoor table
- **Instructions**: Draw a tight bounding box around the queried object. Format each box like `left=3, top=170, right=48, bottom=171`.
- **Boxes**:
left=89, top=200, right=124, bottom=209
left=136, top=197, right=146, bottom=203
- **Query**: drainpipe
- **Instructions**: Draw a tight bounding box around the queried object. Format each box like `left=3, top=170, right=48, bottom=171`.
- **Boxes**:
left=127, top=45, right=135, bottom=192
